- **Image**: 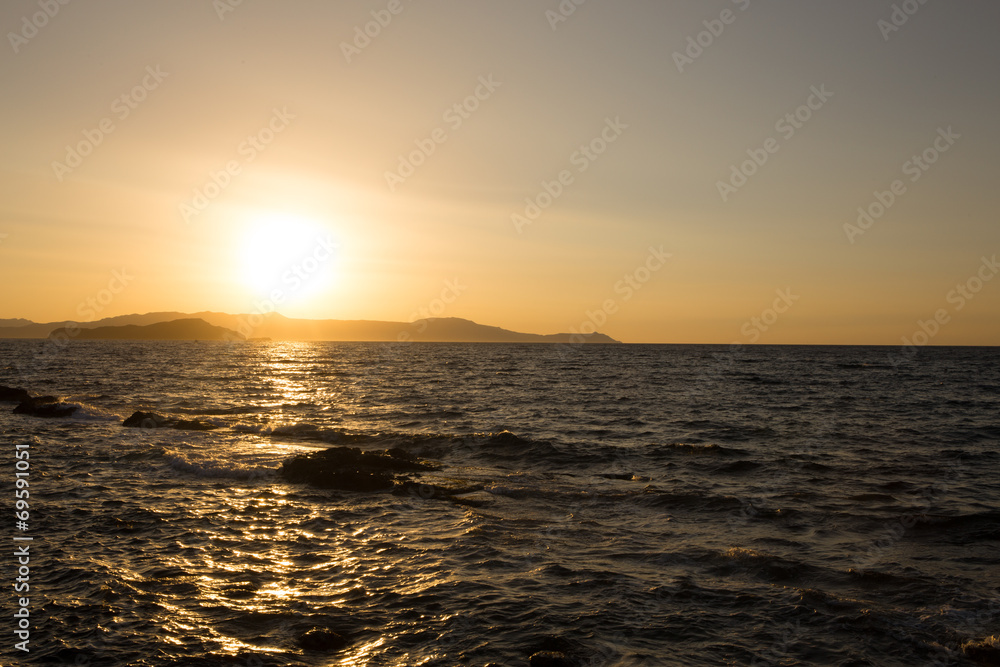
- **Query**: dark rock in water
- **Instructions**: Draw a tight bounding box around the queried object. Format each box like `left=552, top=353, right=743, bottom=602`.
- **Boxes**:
left=529, top=651, right=576, bottom=667
left=964, top=638, right=1000, bottom=666
left=280, top=446, right=438, bottom=491
left=13, top=397, right=78, bottom=418
left=122, top=411, right=217, bottom=431
left=0, top=385, right=31, bottom=403
left=123, top=411, right=170, bottom=428
left=297, top=627, right=349, bottom=651
left=324, top=469, right=395, bottom=492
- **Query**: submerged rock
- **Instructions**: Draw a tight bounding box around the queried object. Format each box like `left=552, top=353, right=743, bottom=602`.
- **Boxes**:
left=529, top=652, right=576, bottom=667
left=280, top=446, right=437, bottom=491
left=122, top=411, right=218, bottom=431
left=13, top=396, right=78, bottom=418
left=296, top=627, right=349, bottom=652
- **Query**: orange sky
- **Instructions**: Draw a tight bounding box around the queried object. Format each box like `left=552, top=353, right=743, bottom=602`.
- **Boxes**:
left=1, top=1, right=998, bottom=344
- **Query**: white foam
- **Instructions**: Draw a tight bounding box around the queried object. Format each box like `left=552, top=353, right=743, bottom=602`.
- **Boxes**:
left=65, top=402, right=126, bottom=423
left=166, top=454, right=274, bottom=481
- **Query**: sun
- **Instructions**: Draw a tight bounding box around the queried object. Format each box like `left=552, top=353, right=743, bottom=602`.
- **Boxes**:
left=238, top=212, right=338, bottom=304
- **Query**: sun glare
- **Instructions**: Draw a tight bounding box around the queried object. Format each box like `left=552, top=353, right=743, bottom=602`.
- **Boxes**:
left=238, top=213, right=338, bottom=305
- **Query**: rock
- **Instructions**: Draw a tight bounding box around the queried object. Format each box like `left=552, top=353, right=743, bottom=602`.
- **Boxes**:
left=0, top=385, right=31, bottom=403
left=123, top=411, right=170, bottom=428
left=13, top=397, right=78, bottom=418
left=529, top=652, right=576, bottom=667
left=323, top=470, right=395, bottom=492
left=280, top=446, right=438, bottom=492
left=296, top=627, right=349, bottom=652
left=122, top=411, right=217, bottom=431
left=964, top=637, right=1000, bottom=666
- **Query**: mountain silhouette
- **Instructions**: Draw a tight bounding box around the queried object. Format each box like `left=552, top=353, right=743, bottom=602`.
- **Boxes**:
left=48, top=318, right=242, bottom=341
left=5, top=312, right=621, bottom=343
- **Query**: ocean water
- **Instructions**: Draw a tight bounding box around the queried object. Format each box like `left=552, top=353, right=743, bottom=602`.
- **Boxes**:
left=1, top=340, right=998, bottom=666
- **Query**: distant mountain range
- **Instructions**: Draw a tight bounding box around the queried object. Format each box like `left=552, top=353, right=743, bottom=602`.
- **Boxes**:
left=2, top=312, right=620, bottom=344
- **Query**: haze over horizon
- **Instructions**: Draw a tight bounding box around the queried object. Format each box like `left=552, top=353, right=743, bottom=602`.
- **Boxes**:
left=2, top=1, right=998, bottom=344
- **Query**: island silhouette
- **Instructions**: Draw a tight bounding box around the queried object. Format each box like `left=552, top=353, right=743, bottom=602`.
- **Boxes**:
left=4, top=312, right=620, bottom=344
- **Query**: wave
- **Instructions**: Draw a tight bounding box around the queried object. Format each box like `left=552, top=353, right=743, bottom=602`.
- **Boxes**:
left=647, top=442, right=750, bottom=457
left=233, top=422, right=377, bottom=446
left=63, top=402, right=127, bottom=422
left=639, top=488, right=744, bottom=512
left=697, top=546, right=816, bottom=583
left=166, top=453, right=275, bottom=481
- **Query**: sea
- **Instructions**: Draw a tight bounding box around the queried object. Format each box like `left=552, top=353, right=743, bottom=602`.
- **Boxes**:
left=1, top=340, right=998, bottom=666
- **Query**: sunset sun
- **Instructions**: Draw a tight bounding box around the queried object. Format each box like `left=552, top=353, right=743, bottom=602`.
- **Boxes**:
left=237, top=212, right=338, bottom=305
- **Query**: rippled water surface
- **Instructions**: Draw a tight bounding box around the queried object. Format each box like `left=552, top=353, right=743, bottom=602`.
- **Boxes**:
left=1, top=341, right=998, bottom=666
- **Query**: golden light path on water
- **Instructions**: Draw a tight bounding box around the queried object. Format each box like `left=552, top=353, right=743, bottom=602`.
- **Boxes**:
left=88, top=342, right=483, bottom=663
left=131, top=426, right=456, bottom=666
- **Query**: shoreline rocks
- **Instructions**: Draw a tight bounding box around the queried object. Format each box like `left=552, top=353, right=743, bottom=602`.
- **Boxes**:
left=3, top=386, right=80, bottom=418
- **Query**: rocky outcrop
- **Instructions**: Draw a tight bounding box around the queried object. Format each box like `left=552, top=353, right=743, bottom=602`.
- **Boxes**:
left=12, top=395, right=78, bottom=418
left=122, top=411, right=218, bottom=431
left=279, top=446, right=439, bottom=492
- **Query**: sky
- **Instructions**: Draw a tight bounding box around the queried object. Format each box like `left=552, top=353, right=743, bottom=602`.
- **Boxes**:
left=1, top=0, right=998, bottom=344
